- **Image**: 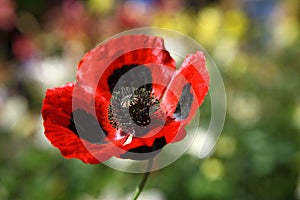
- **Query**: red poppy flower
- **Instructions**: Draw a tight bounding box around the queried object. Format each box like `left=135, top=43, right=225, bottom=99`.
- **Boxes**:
left=42, top=34, right=209, bottom=164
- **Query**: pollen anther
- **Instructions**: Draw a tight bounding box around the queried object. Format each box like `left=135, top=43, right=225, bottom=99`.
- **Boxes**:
left=108, top=86, right=159, bottom=135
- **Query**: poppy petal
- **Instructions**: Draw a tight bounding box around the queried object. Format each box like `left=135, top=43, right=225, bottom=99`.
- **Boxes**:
left=161, top=51, right=209, bottom=125
left=146, top=63, right=176, bottom=100
left=72, top=85, right=118, bottom=142
left=42, top=83, right=117, bottom=164
left=76, top=35, right=176, bottom=99
left=119, top=136, right=167, bottom=160
left=42, top=36, right=210, bottom=163
left=112, top=119, right=184, bottom=159
left=99, top=51, right=209, bottom=159
left=116, top=119, right=188, bottom=160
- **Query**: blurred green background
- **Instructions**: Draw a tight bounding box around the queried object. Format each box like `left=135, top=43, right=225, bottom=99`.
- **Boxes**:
left=0, top=0, right=300, bottom=199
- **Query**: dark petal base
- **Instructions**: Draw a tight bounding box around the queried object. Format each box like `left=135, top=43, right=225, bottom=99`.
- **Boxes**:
left=69, top=109, right=108, bottom=144
left=120, top=136, right=167, bottom=160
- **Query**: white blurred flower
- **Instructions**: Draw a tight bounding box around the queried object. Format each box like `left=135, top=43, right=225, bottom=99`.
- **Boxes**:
left=228, top=93, right=261, bottom=126
left=187, top=128, right=216, bottom=159
left=0, top=95, right=28, bottom=130
left=24, top=56, right=75, bottom=90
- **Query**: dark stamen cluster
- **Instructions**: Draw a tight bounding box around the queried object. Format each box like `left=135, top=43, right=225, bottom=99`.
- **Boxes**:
left=108, top=87, right=159, bottom=135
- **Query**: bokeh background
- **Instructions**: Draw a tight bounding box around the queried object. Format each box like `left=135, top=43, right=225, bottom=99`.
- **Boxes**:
left=0, top=0, right=300, bottom=199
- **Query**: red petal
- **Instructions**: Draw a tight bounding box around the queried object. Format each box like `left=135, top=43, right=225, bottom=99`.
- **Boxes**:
left=161, top=51, right=209, bottom=125
left=111, top=120, right=183, bottom=152
left=76, top=35, right=176, bottom=99
left=72, top=84, right=116, bottom=138
left=112, top=120, right=188, bottom=160
left=42, top=83, right=119, bottom=164
left=146, top=63, right=175, bottom=99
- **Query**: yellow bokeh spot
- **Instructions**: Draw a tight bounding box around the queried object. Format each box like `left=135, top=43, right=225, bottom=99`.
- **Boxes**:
left=215, top=135, right=236, bottom=157
left=273, top=16, right=299, bottom=48
left=201, top=158, right=224, bottom=181
left=213, top=38, right=238, bottom=68
left=195, top=7, right=222, bottom=47
left=152, top=12, right=192, bottom=35
left=88, top=0, right=115, bottom=15
left=224, top=53, right=248, bottom=77
left=293, top=103, right=300, bottom=130
left=223, top=10, right=248, bottom=39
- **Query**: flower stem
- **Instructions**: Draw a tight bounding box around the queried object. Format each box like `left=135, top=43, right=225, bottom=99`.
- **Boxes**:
left=131, top=159, right=153, bottom=200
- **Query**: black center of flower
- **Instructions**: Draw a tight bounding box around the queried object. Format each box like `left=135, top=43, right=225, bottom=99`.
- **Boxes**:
left=108, top=86, right=160, bottom=135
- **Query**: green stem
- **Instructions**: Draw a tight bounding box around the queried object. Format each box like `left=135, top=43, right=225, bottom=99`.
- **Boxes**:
left=131, top=159, right=153, bottom=200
